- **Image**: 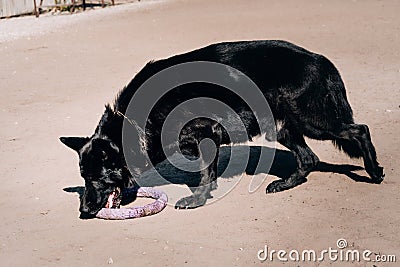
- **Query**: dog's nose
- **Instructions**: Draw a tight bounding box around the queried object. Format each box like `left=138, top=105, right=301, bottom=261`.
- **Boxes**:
left=79, top=205, right=90, bottom=214
left=79, top=211, right=96, bottom=219
left=79, top=206, right=96, bottom=219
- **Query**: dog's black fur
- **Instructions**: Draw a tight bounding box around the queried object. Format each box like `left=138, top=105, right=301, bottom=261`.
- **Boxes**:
left=60, top=40, right=384, bottom=218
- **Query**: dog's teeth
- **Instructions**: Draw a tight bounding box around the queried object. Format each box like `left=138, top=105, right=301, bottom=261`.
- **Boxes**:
left=106, top=192, right=116, bottom=208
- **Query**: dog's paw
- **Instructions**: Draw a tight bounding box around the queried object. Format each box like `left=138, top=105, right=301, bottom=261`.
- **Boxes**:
left=369, top=166, right=385, bottom=184
left=266, top=178, right=307, bottom=194
left=266, top=180, right=287, bottom=193
left=175, top=195, right=207, bottom=209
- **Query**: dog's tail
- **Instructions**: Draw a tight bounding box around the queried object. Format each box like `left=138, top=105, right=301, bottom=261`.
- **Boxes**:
left=332, top=139, right=363, bottom=159
left=330, top=92, right=363, bottom=159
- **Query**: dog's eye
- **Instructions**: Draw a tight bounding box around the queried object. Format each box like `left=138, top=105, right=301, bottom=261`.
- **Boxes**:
left=101, top=151, right=108, bottom=161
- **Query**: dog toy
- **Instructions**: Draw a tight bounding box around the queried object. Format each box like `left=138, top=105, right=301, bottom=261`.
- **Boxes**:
left=96, top=187, right=168, bottom=220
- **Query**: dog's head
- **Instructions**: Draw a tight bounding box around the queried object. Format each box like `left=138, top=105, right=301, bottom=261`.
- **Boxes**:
left=60, top=136, right=124, bottom=218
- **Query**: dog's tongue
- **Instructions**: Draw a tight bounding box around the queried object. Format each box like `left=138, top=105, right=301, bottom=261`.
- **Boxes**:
left=105, top=187, right=121, bottom=208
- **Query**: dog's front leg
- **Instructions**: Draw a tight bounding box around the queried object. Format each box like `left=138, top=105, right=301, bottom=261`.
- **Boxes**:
left=175, top=122, right=221, bottom=209
left=175, top=151, right=219, bottom=209
left=266, top=126, right=319, bottom=193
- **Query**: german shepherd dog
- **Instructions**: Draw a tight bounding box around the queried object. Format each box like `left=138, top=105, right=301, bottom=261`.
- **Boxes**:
left=60, top=40, right=384, bottom=218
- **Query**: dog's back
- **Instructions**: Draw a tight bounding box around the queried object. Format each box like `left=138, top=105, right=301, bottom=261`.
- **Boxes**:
left=117, top=40, right=351, bottom=146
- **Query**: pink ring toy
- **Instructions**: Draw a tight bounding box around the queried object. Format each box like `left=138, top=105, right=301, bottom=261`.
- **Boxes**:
left=96, top=187, right=168, bottom=220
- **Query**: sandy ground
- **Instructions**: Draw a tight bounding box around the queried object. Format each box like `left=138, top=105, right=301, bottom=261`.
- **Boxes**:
left=0, top=0, right=399, bottom=266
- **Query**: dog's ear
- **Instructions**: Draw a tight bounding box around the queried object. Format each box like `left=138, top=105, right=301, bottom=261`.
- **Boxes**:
left=59, top=137, right=89, bottom=152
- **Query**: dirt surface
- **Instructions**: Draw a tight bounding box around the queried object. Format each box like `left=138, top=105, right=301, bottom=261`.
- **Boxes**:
left=0, top=0, right=399, bottom=266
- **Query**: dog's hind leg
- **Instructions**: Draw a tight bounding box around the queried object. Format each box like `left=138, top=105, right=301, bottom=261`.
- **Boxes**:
left=175, top=120, right=222, bottom=209
left=266, top=126, right=319, bottom=193
left=332, top=124, right=384, bottom=183
left=303, top=120, right=384, bottom=183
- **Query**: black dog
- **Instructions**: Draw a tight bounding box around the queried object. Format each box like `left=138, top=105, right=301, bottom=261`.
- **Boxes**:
left=60, top=40, right=384, bottom=218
